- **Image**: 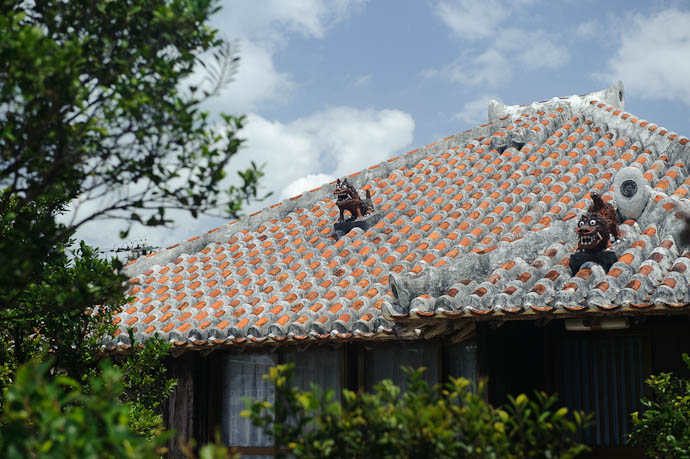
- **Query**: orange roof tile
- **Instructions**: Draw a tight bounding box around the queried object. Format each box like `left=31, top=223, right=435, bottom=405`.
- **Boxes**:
left=110, top=88, right=690, bottom=351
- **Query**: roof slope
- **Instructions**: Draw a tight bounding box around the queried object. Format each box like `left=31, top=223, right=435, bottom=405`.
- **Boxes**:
left=111, top=83, right=690, bottom=351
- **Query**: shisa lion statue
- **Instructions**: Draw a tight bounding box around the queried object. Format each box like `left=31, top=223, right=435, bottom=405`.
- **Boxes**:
left=569, top=191, right=620, bottom=275
left=334, top=178, right=374, bottom=223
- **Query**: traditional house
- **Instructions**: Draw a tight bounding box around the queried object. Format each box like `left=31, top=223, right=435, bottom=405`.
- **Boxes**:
left=115, top=82, right=690, bottom=458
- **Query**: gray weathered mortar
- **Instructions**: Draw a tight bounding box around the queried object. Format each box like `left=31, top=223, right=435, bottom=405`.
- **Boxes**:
left=581, top=103, right=690, bottom=169
left=389, top=219, right=576, bottom=311
left=123, top=117, right=513, bottom=277
left=489, top=81, right=625, bottom=123
left=490, top=101, right=572, bottom=125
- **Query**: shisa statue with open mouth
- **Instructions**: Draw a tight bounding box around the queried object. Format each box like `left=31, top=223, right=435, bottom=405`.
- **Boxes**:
left=569, top=192, right=620, bottom=275
left=334, top=178, right=374, bottom=223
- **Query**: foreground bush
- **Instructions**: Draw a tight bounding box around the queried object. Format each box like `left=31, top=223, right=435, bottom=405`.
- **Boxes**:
left=244, top=365, right=593, bottom=459
left=0, top=359, right=168, bottom=459
left=630, top=353, right=690, bottom=458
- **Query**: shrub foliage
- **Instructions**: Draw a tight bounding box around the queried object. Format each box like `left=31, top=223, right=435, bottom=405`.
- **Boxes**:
left=0, top=359, right=168, bottom=459
left=630, top=353, right=690, bottom=458
left=244, top=364, right=593, bottom=459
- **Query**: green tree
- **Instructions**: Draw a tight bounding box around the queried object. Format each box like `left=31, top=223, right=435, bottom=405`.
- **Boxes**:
left=119, top=330, right=178, bottom=439
left=630, top=353, right=690, bottom=458
left=0, top=235, right=176, bottom=438
left=0, top=0, right=265, bottom=446
left=1, top=0, right=264, bottom=302
left=243, top=365, right=593, bottom=459
left=0, top=0, right=264, bottom=370
left=0, top=358, right=169, bottom=459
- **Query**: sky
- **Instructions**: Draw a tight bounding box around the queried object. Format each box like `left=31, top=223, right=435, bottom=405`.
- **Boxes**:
left=75, top=0, right=690, bottom=257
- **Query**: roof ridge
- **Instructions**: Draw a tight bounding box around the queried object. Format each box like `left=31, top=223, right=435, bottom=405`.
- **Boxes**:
left=123, top=116, right=514, bottom=276
left=489, top=81, right=626, bottom=123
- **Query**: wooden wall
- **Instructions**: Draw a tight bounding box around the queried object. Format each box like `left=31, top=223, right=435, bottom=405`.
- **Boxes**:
left=162, top=317, right=690, bottom=457
left=163, top=353, right=196, bottom=459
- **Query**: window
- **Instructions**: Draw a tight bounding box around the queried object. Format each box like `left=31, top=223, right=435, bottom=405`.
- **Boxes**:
left=220, top=347, right=344, bottom=456
left=221, top=353, right=276, bottom=449
left=281, top=346, right=343, bottom=401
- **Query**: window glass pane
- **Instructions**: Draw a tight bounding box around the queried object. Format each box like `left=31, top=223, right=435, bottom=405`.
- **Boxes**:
left=281, top=346, right=343, bottom=402
left=364, top=342, right=439, bottom=392
left=221, top=353, right=276, bottom=447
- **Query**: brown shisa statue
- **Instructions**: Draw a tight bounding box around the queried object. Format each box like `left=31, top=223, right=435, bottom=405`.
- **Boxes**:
left=334, top=178, right=374, bottom=223
left=569, top=192, right=620, bottom=274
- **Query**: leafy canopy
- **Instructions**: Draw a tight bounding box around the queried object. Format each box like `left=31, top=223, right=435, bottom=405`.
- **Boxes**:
left=0, top=0, right=265, bottom=369
left=0, top=0, right=263, bottom=445
left=0, top=0, right=266, bottom=297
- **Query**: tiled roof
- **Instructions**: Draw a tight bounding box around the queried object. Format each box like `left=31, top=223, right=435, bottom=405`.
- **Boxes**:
left=111, top=83, right=690, bottom=351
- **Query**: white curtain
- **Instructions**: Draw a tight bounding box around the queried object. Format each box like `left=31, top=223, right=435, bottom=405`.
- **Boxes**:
left=281, top=346, right=343, bottom=401
left=221, top=353, right=276, bottom=448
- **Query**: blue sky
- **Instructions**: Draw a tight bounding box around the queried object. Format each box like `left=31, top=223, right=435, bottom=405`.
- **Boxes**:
left=77, top=0, right=690, bottom=254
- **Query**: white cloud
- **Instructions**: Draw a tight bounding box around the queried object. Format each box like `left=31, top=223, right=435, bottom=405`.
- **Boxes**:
left=63, top=178, right=231, bottom=254
left=435, top=0, right=509, bottom=39
left=454, top=95, right=498, bottom=124
left=200, top=0, right=366, bottom=113
left=237, top=113, right=321, bottom=193
left=434, top=49, right=511, bottom=87
left=227, top=107, right=415, bottom=205
left=576, top=19, right=598, bottom=38
left=494, top=28, right=569, bottom=69
left=429, top=2, right=569, bottom=87
left=515, top=38, right=569, bottom=69
left=601, top=9, right=690, bottom=105
left=292, top=107, right=415, bottom=177
left=201, top=40, right=294, bottom=113
left=280, top=173, right=336, bottom=200
left=354, top=73, right=373, bottom=86
left=213, top=0, right=367, bottom=45
left=67, top=202, right=226, bottom=255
